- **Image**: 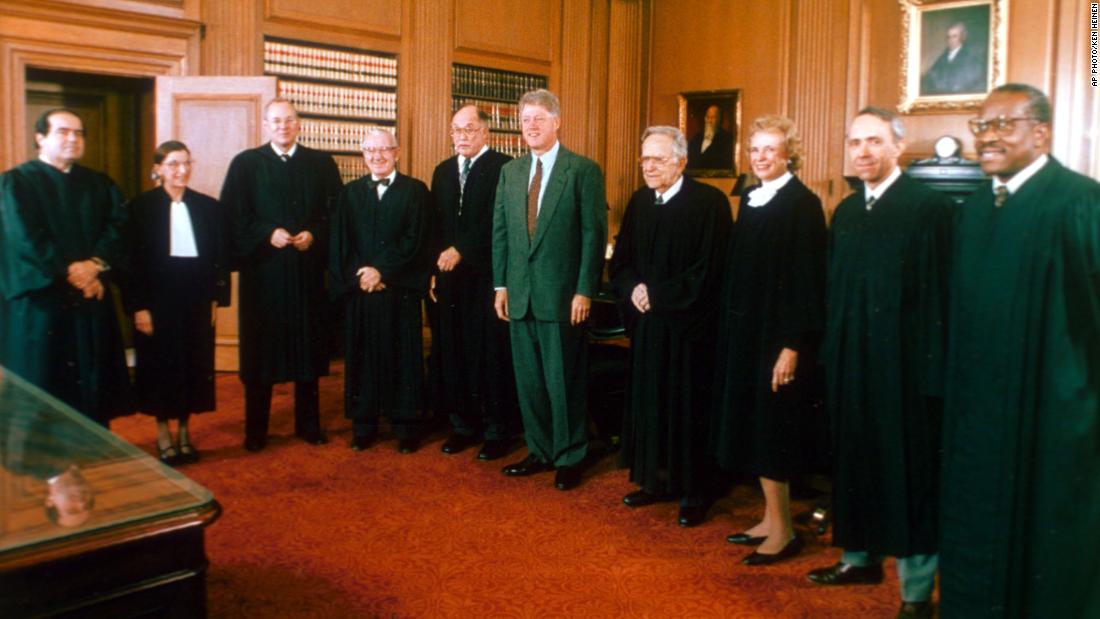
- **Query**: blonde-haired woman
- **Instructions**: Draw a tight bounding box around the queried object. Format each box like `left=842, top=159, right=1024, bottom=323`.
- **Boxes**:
left=710, top=115, right=826, bottom=565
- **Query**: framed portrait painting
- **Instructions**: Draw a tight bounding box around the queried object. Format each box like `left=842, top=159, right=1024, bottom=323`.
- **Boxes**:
left=677, top=90, right=741, bottom=178
left=898, top=0, right=1007, bottom=113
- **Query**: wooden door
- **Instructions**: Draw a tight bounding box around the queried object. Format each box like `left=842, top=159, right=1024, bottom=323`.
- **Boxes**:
left=155, top=76, right=277, bottom=372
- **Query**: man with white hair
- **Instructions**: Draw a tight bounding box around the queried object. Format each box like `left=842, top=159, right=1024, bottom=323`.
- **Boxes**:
left=921, top=22, right=986, bottom=95
left=609, top=125, right=731, bottom=526
left=330, top=128, right=432, bottom=454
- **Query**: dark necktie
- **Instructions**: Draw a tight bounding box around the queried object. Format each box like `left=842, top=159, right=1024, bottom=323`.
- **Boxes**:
left=655, top=194, right=664, bottom=205
left=280, top=154, right=289, bottom=162
left=994, top=185, right=1009, bottom=208
left=866, top=195, right=876, bottom=210
left=527, top=158, right=542, bottom=238
left=459, top=158, right=472, bottom=215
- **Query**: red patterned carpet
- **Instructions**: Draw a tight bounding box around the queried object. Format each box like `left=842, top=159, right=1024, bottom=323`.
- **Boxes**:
left=111, top=369, right=903, bottom=618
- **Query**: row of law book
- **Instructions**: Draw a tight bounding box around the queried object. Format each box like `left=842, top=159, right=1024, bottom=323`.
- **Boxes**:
left=452, top=64, right=546, bottom=102
left=264, top=40, right=397, bottom=88
left=333, top=155, right=370, bottom=185
left=452, top=97, right=523, bottom=133
left=278, top=81, right=397, bottom=121
left=488, top=132, right=529, bottom=159
left=299, top=120, right=395, bottom=153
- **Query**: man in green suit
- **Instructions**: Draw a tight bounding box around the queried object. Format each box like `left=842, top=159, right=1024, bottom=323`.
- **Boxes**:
left=492, top=89, right=608, bottom=491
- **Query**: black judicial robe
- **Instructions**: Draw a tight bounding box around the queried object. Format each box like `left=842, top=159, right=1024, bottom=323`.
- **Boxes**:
left=0, top=160, right=130, bottom=423
left=124, top=187, right=230, bottom=418
left=823, top=174, right=953, bottom=557
left=610, top=176, right=732, bottom=498
left=709, top=176, right=826, bottom=481
left=940, top=158, right=1100, bottom=618
left=220, top=144, right=342, bottom=385
left=430, top=149, right=518, bottom=436
left=330, top=174, right=432, bottom=423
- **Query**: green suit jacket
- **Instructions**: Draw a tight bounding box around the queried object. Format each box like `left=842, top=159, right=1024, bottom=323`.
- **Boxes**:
left=492, top=145, right=608, bottom=322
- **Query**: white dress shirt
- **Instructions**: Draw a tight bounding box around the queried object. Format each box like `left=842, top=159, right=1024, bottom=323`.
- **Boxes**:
left=528, top=141, right=561, bottom=215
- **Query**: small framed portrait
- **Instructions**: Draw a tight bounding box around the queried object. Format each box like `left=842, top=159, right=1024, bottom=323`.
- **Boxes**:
left=678, top=89, right=741, bottom=178
left=898, top=0, right=1007, bottom=113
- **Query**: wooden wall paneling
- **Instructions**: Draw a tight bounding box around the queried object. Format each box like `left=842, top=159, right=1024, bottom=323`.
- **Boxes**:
left=264, top=0, right=402, bottom=39
left=2, top=0, right=197, bottom=22
left=405, top=0, right=454, bottom=181
left=0, top=3, right=200, bottom=170
left=786, top=0, right=849, bottom=215
left=454, top=0, right=555, bottom=63
left=202, top=0, right=262, bottom=75
left=558, top=0, right=596, bottom=157
left=1050, top=0, right=1097, bottom=175
left=604, top=0, right=646, bottom=239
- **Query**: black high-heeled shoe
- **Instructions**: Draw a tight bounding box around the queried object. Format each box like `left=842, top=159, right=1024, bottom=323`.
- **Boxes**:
left=178, top=441, right=200, bottom=464
left=741, top=535, right=804, bottom=566
left=158, top=443, right=181, bottom=466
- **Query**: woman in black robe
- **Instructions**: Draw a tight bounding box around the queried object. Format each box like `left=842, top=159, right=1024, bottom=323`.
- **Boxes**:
left=125, top=141, right=229, bottom=465
left=711, top=115, right=826, bottom=565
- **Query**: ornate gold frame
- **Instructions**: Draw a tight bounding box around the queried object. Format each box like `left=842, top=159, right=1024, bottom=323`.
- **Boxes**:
left=898, top=0, right=1007, bottom=113
left=677, top=89, right=742, bottom=178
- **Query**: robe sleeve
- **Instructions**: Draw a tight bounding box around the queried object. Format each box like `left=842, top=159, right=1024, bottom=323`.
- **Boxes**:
left=327, top=183, right=361, bottom=299
left=453, top=158, right=504, bottom=267
left=1064, top=181, right=1100, bottom=390
left=774, top=190, right=827, bottom=351
left=0, top=171, right=68, bottom=300
left=221, top=155, right=277, bottom=262
left=914, top=195, right=955, bottom=398
left=121, top=196, right=153, bottom=312
left=300, top=153, right=341, bottom=258
left=372, top=183, right=431, bottom=292
left=647, top=193, right=733, bottom=313
left=91, top=181, right=127, bottom=274
left=608, top=193, right=643, bottom=301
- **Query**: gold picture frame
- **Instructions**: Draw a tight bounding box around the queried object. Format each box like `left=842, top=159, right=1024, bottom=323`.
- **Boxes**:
left=677, top=89, right=742, bottom=178
left=898, top=0, right=1007, bottom=113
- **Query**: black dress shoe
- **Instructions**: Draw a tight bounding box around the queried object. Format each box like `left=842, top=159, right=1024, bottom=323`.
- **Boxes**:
left=397, top=437, right=420, bottom=454
left=897, top=601, right=933, bottom=618
left=441, top=433, right=477, bottom=455
left=477, top=438, right=512, bottom=461
left=296, top=431, right=328, bottom=446
left=622, top=490, right=659, bottom=507
left=678, top=504, right=708, bottom=527
left=158, top=443, right=181, bottom=465
left=554, top=465, right=582, bottom=490
left=177, top=442, right=200, bottom=465
left=350, top=434, right=376, bottom=451
left=243, top=437, right=266, bottom=452
left=501, top=454, right=553, bottom=476
left=806, top=561, right=884, bottom=585
left=741, top=535, right=804, bottom=566
left=727, top=532, right=767, bottom=545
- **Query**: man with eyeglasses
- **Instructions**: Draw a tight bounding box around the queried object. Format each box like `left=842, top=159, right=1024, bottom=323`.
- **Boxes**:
left=0, top=108, right=130, bottom=426
left=608, top=126, right=731, bottom=525
left=430, top=105, right=519, bottom=461
left=939, top=83, right=1100, bottom=618
left=806, top=107, right=953, bottom=619
left=221, top=98, right=343, bottom=452
left=329, top=127, right=432, bottom=454
left=492, top=89, right=608, bottom=491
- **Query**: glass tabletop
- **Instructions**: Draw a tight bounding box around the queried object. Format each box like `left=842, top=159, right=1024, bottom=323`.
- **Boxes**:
left=0, top=367, right=213, bottom=553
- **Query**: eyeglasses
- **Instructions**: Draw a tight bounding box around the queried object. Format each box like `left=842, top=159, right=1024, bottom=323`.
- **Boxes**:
left=967, top=116, right=1040, bottom=136
left=638, top=156, right=677, bottom=167
left=362, top=147, right=397, bottom=155
left=163, top=160, right=193, bottom=169
left=450, top=126, right=485, bottom=138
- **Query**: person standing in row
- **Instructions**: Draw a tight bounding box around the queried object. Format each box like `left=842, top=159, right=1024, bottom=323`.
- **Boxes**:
left=126, top=140, right=230, bottom=465
left=940, top=83, right=1100, bottom=619
left=493, top=89, right=608, bottom=491
left=331, top=128, right=432, bottom=454
left=0, top=108, right=130, bottom=426
left=807, top=108, right=953, bottom=619
left=711, top=114, right=826, bottom=565
left=431, top=105, right=519, bottom=461
left=221, top=98, right=343, bottom=452
left=610, top=125, right=731, bottom=526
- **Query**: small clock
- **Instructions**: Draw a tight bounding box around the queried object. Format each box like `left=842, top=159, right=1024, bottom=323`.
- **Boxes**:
left=933, top=135, right=962, bottom=160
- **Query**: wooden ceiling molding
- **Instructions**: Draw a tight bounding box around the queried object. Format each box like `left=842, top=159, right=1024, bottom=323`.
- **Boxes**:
left=263, top=0, right=403, bottom=41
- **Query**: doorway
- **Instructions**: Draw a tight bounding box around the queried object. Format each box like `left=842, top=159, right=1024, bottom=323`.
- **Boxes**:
left=25, top=68, right=155, bottom=199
